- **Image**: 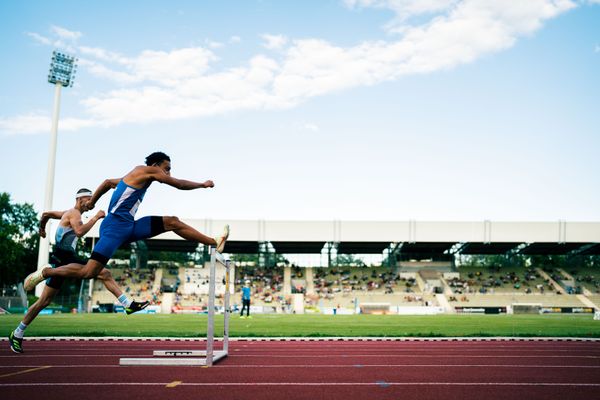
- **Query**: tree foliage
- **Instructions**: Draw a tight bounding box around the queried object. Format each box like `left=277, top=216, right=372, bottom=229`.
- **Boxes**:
left=332, top=254, right=366, bottom=267
left=0, top=192, right=40, bottom=286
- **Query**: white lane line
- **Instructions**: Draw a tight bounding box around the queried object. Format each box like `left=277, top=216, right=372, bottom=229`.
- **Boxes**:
left=239, top=347, right=600, bottom=350
left=1, top=364, right=599, bottom=369
left=1, top=382, right=600, bottom=387
left=22, top=348, right=600, bottom=354
left=1, top=354, right=599, bottom=358
left=23, top=343, right=600, bottom=347
left=2, top=336, right=598, bottom=342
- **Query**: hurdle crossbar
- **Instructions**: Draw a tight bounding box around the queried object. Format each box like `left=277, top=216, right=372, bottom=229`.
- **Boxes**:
left=120, top=247, right=231, bottom=366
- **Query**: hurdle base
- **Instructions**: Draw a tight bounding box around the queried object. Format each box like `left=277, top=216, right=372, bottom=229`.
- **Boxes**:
left=119, top=350, right=227, bottom=366
left=153, top=350, right=208, bottom=357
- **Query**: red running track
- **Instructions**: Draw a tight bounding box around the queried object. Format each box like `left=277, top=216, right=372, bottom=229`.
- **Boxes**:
left=1, top=339, right=600, bottom=400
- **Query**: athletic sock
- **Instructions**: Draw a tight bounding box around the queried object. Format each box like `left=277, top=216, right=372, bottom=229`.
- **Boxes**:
left=14, top=322, right=28, bottom=339
left=117, top=294, right=133, bottom=308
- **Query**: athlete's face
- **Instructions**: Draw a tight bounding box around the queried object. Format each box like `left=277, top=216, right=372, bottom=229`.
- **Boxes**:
left=77, top=196, right=92, bottom=211
left=157, top=160, right=172, bottom=176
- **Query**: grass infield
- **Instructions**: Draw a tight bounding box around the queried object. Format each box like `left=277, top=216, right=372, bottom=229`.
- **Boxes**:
left=1, top=314, right=600, bottom=338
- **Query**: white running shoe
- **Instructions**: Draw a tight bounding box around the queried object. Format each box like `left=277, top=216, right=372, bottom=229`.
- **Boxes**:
left=215, top=224, right=230, bottom=253
left=23, top=266, right=49, bottom=291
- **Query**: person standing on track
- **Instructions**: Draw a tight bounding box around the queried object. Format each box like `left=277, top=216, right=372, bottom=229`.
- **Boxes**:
left=23, top=152, right=230, bottom=292
left=240, top=280, right=251, bottom=318
left=9, top=188, right=149, bottom=354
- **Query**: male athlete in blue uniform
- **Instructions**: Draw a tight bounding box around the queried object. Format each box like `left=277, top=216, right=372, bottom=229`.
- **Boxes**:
left=24, top=152, right=229, bottom=292
left=10, top=188, right=148, bottom=353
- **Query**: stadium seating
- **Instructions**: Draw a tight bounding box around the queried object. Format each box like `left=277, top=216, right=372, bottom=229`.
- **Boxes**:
left=87, top=263, right=599, bottom=313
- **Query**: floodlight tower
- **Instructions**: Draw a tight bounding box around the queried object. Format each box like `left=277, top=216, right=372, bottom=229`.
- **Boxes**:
left=35, top=51, right=77, bottom=297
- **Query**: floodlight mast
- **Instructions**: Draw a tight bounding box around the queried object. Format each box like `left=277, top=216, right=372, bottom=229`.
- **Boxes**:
left=35, top=51, right=77, bottom=297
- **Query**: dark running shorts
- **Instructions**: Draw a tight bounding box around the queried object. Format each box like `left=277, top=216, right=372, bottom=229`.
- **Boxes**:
left=46, top=248, right=87, bottom=290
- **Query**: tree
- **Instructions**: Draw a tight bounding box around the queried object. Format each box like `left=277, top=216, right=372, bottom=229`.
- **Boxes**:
left=0, top=192, right=40, bottom=286
left=332, top=254, right=366, bottom=267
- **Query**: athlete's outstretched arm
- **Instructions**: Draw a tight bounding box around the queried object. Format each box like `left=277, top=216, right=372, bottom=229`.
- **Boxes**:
left=87, top=178, right=120, bottom=209
left=39, top=211, right=65, bottom=238
left=149, top=168, right=214, bottom=190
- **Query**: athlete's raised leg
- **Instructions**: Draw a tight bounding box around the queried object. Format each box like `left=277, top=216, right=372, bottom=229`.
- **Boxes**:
left=162, top=216, right=216, bottom=245
left=162, top=216, right=229, bottom=252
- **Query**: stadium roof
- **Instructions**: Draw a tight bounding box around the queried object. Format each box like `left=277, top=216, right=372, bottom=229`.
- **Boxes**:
left=337, top=242, right=391, bottom=254
left=270, top=241, right=326, bottom=254
left=458, top=242, right=520, bottom=254
left=83, top=219, right=600, bottom=256
left=518, top=242, right=592, bottom=255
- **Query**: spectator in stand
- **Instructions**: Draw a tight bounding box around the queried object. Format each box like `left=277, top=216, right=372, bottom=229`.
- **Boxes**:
left=240, top=280, right=252, bottom=318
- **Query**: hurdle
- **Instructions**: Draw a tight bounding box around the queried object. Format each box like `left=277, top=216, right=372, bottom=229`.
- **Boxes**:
left=119, top=247, right=231, bottom=366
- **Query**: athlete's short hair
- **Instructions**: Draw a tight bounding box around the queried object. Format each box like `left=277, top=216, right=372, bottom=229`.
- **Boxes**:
left=145, top=151, right=171, bottom=166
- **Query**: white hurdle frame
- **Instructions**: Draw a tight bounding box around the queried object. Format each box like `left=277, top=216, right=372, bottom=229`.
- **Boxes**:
left=119, top=247, right=231, bottom=366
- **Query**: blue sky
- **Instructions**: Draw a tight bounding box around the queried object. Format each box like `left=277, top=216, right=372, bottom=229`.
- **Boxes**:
left=0, top=0, right=599, bottom=223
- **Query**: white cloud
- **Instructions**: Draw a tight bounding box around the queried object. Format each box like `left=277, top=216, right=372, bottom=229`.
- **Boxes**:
left=0, top=112, right=96, bottom=135
left=50, top=25, right=82, bottom=41
left=26, top=26, right=81, bottom=53
left=26, top=32, right=52, bottom=45
left=79, top=54, right=282, bottom=125
left=7, top=0, right=578, bottom=134
left=78, top=46, right=129, bottom=64
left=303, top=123, right=320, bottom=132
left=0, top=113, right=50, bottom=134
left=229, top=36, right=242, bottom=43
left=261, top=34, right=288, bottom=50
left=345, top=0, right=457, bottom=20
left=133, top=48, right=216, bottom=84
left=77, top=59, right=139, bottom=84
left=79, top=47, right=218, bottom=86
left=207, top=40, right=224, bottom=49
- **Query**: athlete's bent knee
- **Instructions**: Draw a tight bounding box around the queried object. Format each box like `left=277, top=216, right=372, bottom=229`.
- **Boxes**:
left=163, top=216, right=181, bottom=230
left=82, top=270, right=98, bottom=279
left=97, top=269, right=113, bottom=281
left=81, top=263, right=103, bottom=279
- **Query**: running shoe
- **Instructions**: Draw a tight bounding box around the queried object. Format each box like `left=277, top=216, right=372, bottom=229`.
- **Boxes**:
left=8, top=331, right=23, bottom=354
left=125, top=300, right=150, bottom=315
left=23, top=266, right=49, bottom=291
left=215, top=224, right=230, bottom=253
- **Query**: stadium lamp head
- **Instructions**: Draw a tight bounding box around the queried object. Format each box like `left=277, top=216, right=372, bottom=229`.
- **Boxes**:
left=48, top=50, right=78, bottom=87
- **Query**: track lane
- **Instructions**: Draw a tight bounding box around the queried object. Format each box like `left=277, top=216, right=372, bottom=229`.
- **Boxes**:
left=1, top=340, right=599, bottom=400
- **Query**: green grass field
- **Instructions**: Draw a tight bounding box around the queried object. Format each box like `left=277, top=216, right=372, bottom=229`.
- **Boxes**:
left=1, top=314, right=600, bottom=338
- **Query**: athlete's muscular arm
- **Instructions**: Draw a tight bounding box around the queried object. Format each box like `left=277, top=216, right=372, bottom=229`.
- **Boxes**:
left=147, top=167, right=214, bottom=190
left=39, top=211, right=65, bottom=238
left=69, top=209, right=106, bottom=238
left=86, top=178, right=121, bottom=209
left=156, top=175, right=214, bottom=190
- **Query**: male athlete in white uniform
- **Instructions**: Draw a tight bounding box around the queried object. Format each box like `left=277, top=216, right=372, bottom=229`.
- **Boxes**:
left=24, top=152, right=229, bottom=291
left=9, top=189, right=148, bottom=353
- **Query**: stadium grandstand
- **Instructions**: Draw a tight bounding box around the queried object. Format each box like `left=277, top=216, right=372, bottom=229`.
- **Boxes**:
left=72, top=219, right=600, bottom=316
